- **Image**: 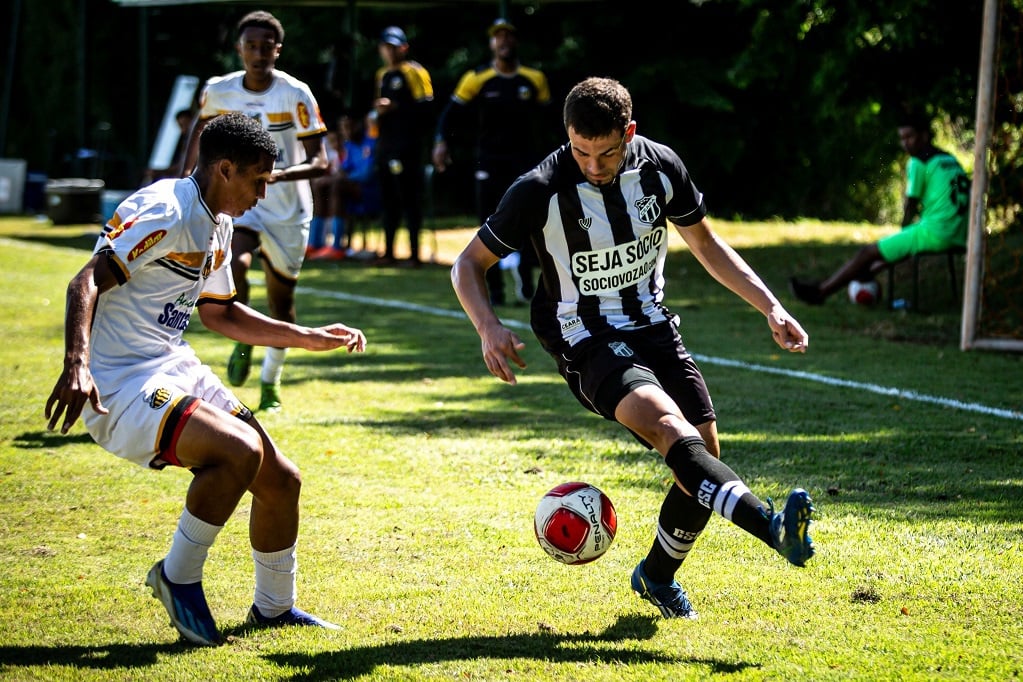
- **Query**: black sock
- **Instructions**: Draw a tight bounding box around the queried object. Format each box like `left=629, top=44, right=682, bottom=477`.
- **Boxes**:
left=664, top=437, right=773, bottom=547
left=642, top=483, right=712, bottom=585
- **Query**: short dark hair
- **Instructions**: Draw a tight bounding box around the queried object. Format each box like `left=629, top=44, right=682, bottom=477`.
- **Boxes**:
left=897, top=107, right=932, bottom=134
left=237, top=10, right=284, bottom=43
left=198, top=112, right=277, bottom=170
left=563, top=77, right=633, bottom=138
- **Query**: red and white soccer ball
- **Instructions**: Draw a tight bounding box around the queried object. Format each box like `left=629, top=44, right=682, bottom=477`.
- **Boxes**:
left=847, top=279, right=880, bottom=306
left=534, top=482, right=617, bottom=565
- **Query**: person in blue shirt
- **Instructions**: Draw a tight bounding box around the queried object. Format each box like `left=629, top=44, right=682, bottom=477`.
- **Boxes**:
left=308, top=112, right=380, bottom=260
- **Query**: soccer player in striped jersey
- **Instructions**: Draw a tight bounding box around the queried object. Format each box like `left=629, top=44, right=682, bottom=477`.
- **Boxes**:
left=45, top=112, right=365, bottom=645
left=452, top=77, right=816, bottom=620
left=179, top=10, right=331, bottom=413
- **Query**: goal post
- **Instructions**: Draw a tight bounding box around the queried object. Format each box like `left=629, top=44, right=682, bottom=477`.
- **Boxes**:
left=961, top=0, right=1023, bottom=352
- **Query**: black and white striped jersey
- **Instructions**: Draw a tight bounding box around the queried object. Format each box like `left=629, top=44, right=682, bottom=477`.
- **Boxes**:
left=478, top=134, right=707, bottom=355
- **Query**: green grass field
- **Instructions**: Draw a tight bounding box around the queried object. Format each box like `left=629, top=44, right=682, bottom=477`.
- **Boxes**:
left=0, top=216, right=1020, bottom=681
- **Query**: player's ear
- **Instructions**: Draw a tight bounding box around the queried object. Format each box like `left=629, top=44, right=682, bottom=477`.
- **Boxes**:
left=215, top=158, right=235, bottom=182
left=624, top=121, right=637, bottom=143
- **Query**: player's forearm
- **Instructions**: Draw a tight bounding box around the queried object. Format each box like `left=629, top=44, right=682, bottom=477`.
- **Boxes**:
left=199, top=301, right=310, bottom=348
left=62, top=275, right=97, bottom=370
left=273, top=158, right=329, bottom=182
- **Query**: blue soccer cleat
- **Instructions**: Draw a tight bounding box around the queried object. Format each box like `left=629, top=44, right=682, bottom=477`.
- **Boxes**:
left=145, top=560, right=222, bottom=646
left=246, top=604, right=341, bottom=630
left=630, top=559, right=698, bottom=620
left=768, top=488, right=816, bottom=567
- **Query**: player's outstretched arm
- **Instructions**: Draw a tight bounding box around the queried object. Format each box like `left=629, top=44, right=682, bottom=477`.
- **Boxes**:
left=678, top=218, right=808, bottom=353
left=451, top=236, right=527, bottom=384
left=198, top=302, right=366, bottom=354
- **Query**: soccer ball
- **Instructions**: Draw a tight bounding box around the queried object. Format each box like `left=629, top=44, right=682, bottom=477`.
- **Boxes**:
left=847, top=279, right=880, bottom=306
left=534, top=482, right=617, bottom=565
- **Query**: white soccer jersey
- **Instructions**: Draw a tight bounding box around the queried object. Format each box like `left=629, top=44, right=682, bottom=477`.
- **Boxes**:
left=198, top=70, right=326, bottom=227
left=89, top=177, right=235, bottom=390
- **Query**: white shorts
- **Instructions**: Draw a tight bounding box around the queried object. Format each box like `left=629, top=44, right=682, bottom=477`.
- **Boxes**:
left=83, top=355, right=252, bottom=469
left=237, top=220, right=311, bottom=280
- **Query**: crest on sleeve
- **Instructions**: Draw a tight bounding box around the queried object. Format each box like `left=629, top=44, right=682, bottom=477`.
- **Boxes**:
left=297, top=102, right=310, bottom=129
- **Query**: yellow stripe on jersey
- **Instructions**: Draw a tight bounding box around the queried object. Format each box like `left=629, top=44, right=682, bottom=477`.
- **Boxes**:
left=164, top=251, right=209, bottom=269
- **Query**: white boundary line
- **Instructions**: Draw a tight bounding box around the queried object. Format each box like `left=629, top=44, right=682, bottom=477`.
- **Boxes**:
left=297, top=285, right=1023, bottom=423
left=19, top=236, right=1019, bottom=421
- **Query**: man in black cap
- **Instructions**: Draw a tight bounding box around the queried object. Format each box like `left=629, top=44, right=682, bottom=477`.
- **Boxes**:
left=373, top=26, right=434, bottom=267
left=432, top=18, right=554, bottom=304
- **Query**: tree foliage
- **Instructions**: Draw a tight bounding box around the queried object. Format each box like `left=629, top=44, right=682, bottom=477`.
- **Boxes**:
left=1, top=0, right=997, bottom=222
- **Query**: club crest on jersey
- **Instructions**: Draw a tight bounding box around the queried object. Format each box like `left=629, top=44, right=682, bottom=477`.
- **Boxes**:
left=297, top=102, right=310, bottom=129
left=578, top=217, right=592, bottom=231
left=635, top=195, right=660, bottom=224
left=609, top=341, right=634, bottom=357
left=147, top=387, right=172, bottom=410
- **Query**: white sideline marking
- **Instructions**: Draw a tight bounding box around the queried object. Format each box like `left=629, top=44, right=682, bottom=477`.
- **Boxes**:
left=17, top=235, right=1017, bottom=421
left=297, top=285, right=1023, bottom=422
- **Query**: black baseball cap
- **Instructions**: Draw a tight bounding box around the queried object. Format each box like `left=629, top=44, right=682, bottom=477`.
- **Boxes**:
left=380, top=26, right=408, bottom=46
left=488, top=18, right=516, bottom=37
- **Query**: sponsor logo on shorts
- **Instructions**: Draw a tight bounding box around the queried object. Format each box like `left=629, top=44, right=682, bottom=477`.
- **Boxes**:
left=147, top=387, right=172, bottom=410
left=609, top=341, right=633, bottom=357
left=127, top=230, right=167, bottom=262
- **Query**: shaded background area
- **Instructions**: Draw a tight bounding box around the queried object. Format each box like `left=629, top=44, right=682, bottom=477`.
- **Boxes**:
left=0, top=0, right=993, bottom=222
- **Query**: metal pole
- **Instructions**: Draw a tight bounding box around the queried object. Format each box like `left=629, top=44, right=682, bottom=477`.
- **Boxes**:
left=961, top=0, right=1000, bottom=350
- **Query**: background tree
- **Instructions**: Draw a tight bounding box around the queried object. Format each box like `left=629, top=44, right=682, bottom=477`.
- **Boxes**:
left=0, top=0, right=991, bottom=222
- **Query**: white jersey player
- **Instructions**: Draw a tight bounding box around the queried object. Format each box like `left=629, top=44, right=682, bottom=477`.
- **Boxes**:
left=180, top=10, right=330, bottom=413
left=46, top=112, right=366, bottom=646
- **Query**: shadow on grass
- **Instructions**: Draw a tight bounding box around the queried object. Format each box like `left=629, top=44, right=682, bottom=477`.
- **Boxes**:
left=0, top=616, right=757, bottom=679
left=0, top=641, right=186, bottom=671
left=12, top=430, right=95, bottom=448
left=255, top=614, right=755, bottom=680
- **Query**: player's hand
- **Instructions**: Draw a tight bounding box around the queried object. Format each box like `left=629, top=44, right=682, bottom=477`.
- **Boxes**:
left=44, top=364, right=108, bottom=434
left=767, top=307, right=808, bottom=353
left=307, top=323, right=367, bottom=353
left=432, top=141, right=451, bottom=172
left=480, top=323, right=526, bottom=384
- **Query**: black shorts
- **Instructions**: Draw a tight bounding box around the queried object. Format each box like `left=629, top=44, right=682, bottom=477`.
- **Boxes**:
left=554, top=322, right=716, bottom=430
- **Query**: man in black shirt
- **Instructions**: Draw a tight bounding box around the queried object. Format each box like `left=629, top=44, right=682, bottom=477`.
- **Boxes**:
left=433, top=18, right=553, bottom=303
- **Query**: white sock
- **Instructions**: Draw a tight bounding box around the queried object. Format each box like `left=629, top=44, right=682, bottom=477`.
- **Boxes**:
left=261, top=347, right=287, bottom=385
left=252, top=544, right=297, bottom=617
left=163, top=508, right=222, bottom=584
